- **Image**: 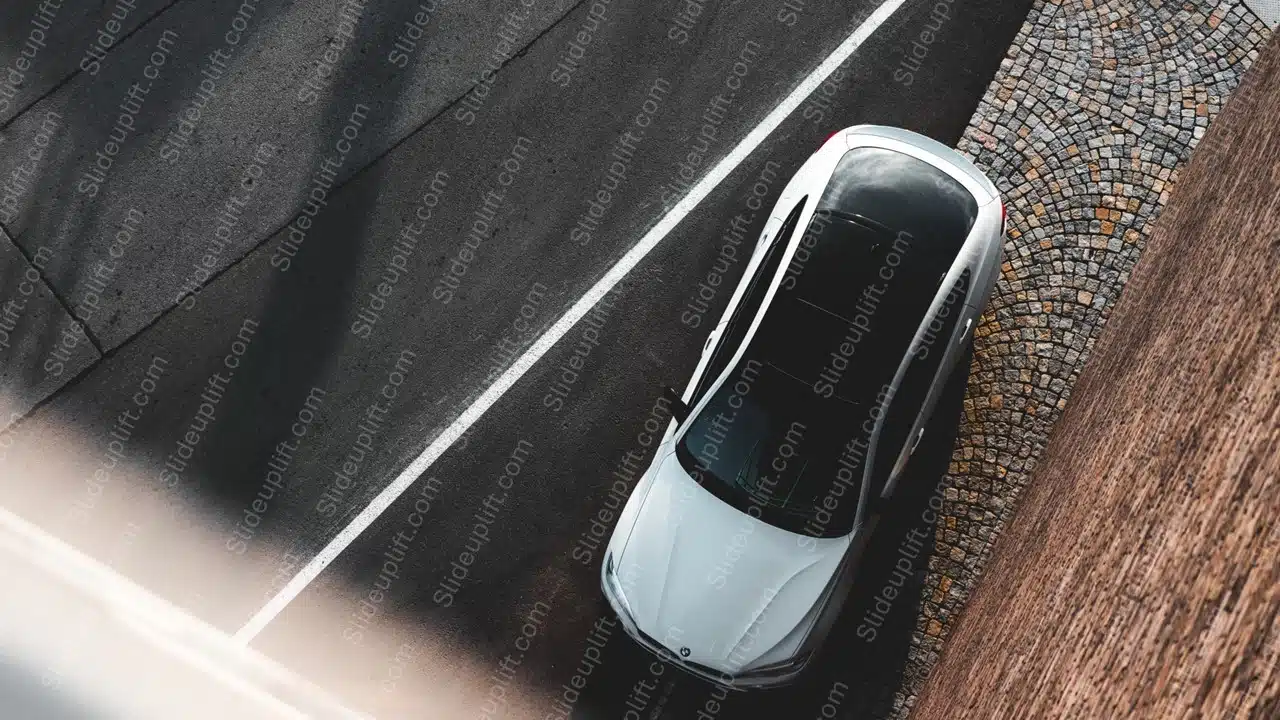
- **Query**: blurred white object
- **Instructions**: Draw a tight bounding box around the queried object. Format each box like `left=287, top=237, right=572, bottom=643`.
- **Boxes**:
left=0, top=505, right=369, bottom=720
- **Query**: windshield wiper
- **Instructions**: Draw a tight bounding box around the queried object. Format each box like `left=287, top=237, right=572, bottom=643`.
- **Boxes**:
left=732, top=438, right=764, bottom=490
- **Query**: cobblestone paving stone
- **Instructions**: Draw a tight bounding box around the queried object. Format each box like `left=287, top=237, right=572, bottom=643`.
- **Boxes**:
left=892, top=1, right=1273, bottom=715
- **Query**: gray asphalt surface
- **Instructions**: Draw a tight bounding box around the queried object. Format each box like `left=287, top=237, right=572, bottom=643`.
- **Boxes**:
left=0, top=0, right=1033, bottom=717
left=0, top=0, right=176, bottom=126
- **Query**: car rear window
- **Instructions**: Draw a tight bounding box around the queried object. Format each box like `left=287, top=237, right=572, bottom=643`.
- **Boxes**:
left=816, top=146, right=978, bottom=259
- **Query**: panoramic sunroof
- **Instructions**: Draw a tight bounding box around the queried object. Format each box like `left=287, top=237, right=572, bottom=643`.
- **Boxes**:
left=752, top=201, right=958, bottom=412
left=785, top=210, right=898, bottom=322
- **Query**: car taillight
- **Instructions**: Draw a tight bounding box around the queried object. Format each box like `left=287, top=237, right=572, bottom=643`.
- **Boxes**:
left=824, top=130, right=841, bottom=146
left=1000, top=202, right=1007, bottom=230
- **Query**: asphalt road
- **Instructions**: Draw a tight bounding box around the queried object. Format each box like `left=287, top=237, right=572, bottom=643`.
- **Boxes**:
left=0, top=0, right=1033, bottom=717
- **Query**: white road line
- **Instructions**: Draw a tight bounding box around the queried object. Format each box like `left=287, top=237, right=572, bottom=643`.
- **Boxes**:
left=235, top=0, right=908, bottom=644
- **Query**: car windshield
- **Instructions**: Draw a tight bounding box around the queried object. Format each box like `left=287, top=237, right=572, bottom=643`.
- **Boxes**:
left=675, top=355, right=871, bottom=538
left=674, top=146, right=978, bottom=538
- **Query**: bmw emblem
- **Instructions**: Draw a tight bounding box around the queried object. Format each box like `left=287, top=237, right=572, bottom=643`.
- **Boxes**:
left=679, top=647, right=691, bottom=658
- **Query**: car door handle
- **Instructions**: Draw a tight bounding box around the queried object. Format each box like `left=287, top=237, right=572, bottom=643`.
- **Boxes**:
left=703, top=328, right=720, bottom=352
left=757, top=216, right=783, bottom=249
left=957, top=318, right=973, bottom=345
left=910, top=426, right=924, bottom=454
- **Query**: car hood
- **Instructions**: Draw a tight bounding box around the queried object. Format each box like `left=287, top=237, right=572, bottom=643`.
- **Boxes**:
left=615, top=453, right=851, bottom=671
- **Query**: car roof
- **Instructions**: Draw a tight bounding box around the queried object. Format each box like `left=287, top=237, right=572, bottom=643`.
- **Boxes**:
left=748, top=147, right=979, bottom=408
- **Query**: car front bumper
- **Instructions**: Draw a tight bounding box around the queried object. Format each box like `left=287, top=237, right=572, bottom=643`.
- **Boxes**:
left=599, top=570, right=811, bottom=690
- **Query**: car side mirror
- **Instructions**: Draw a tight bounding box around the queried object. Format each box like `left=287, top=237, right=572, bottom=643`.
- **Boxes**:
left=663, top=386, right=689, bottom=424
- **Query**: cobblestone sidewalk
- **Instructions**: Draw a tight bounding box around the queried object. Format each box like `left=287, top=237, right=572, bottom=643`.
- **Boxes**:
left=894, top=0, right=1273, bottom=716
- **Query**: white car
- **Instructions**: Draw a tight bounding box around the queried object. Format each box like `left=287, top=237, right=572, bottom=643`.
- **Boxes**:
left=600, top=125, right=1005, bottom=688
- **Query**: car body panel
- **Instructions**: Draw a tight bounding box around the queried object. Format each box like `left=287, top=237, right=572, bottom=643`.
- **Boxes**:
left=609, top=453, right=850, bottom=672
